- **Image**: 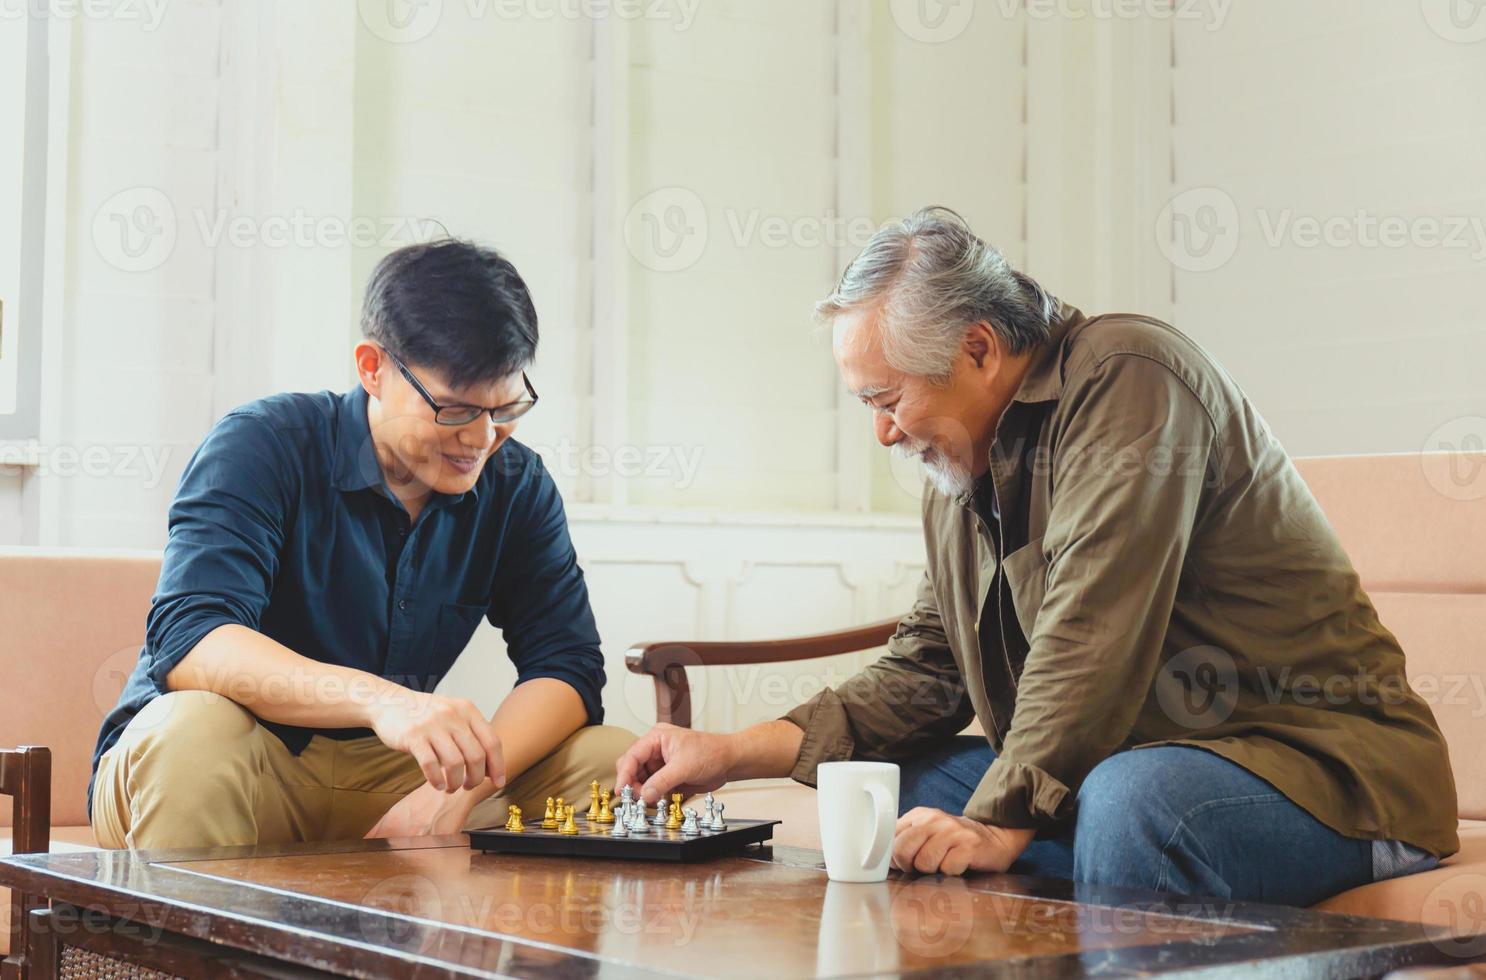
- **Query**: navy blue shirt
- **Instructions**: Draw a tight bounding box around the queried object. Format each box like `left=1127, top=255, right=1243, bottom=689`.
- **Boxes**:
left=89, top=388, right=605, bottom=815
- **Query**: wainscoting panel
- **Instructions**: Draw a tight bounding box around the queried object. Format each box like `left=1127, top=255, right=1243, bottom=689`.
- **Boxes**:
left=437, top=508, right=926, bottom=739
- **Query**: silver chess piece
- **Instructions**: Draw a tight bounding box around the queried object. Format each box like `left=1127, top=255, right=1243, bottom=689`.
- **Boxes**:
left=651, top=797, right=668, bottom=827
left=681, top=807, right=701, bottom=836
left=702, top=792, right=716, bottom=831
left=620, top=785, right=634, bottom=809
left=629, top=800, right=649, bottom=834
left=609, top=807, right=630, bottom=837
left=709, top=800, right=726, bottom=832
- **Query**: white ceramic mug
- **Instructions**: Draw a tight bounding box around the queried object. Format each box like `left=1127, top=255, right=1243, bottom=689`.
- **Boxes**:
left=816, top=761, right=900, bottom=882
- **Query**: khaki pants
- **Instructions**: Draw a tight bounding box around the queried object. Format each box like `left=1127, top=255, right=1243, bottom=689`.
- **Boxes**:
left=91, top=690, right=637, bottom=850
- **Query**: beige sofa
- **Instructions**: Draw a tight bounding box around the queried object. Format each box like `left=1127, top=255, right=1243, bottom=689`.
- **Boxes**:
left=1, top=452, right=1482, bottom=947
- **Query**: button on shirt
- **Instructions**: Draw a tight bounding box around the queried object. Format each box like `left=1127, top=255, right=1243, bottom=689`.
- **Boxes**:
left=89, top=388, right=606, bottom=814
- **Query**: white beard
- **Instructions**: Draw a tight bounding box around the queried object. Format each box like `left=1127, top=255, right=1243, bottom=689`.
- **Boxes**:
left=893, top=440, right=973, bottom=498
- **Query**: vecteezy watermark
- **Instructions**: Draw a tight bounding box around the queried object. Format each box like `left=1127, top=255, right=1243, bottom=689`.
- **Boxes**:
left=888, top=0, right=1232, bottom=43
left=1422, top=873, right=1486, bottom=958
left=623, top=187, right=708, bottom=273
left=1421, top=416, right=1486, bottom=501
left=532, top=439, right=705, bottom=490
left=1157, top=187, right=1486, bottom=273
left=357, top=0, right=700, bottom=43
left=1255, top=209, right=1486, bottom=260
left=1153, top=645, right=1240, bottom=729
left=889, top=878, right=976, bottom=958
left=0, top=440, right=173, bottom=488
left=1156, top=187, right=1242, bottom=273
left=622, top=187, right=892, bottom=273
left=0, top=0, right=169, bottom=30
left=91, top=186, right=448, bottom=273
left=1421, top=0, right=1486, bottom=43
left=888, top=0, right=978, bottom=43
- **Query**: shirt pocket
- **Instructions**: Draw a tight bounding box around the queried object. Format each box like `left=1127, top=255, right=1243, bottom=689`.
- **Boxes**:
left=433, top=601, right=489, bottom=672
left=1001, top=535, right=1049, bottom=638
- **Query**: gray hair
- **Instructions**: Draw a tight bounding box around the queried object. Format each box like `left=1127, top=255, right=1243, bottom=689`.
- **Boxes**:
left=816, top=207, right=1058, bottom=382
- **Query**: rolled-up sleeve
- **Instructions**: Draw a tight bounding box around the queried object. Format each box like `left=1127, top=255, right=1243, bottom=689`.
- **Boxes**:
left=144, top=412, right=295, bottom=692
left=489, top=459, right=606, bottom=726
left=964, top=353, right=1220, bottom=828
left=781, top=570, right=974, bottom=786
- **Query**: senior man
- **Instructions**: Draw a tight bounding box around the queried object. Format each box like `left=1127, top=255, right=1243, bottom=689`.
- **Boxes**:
left=616, top=207, right=1457, bottom=904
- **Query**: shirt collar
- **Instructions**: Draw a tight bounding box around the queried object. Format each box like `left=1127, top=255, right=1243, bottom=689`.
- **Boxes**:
left=331, top=387, right=479, bottom=508
left=333, top=387, right=383, bottom=492
left=950, top=302, right=1085, bottom=511
left=1007, top=301, right=1085, bottom=406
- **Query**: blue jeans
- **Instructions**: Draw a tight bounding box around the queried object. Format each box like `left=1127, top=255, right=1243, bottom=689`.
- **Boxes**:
left=898, top=738, right=1378, bottom=905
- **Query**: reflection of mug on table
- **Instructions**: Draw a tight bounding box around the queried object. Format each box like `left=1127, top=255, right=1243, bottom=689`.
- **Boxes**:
left=817, top=761, right=900, bottom=883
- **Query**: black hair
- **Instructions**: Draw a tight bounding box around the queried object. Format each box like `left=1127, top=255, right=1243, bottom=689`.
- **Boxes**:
left=360, top=238, right=538, bottom=388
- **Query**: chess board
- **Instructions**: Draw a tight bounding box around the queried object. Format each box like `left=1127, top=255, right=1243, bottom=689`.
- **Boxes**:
left=468, top=816, right=781, bottom=863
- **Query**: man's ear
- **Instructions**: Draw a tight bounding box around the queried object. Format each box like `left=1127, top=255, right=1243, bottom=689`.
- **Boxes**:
left=354, top=342, right=385, bottom=398
left=962, top=321, right=1002, bottom=375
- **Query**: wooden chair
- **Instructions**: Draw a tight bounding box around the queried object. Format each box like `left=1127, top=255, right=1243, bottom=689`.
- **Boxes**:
left=625, top=619, right=900, bottom=729
left=1, top=746, right=50, bottom=980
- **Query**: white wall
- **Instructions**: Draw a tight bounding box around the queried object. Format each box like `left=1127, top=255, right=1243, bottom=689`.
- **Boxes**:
left=1168, top=0, right=1486, bottom=457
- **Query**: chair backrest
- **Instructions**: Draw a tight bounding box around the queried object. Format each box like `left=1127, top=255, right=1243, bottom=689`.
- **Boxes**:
left=1293, top=453, right=1486, bottom=820
left=0, top=549, right=161, bottom=828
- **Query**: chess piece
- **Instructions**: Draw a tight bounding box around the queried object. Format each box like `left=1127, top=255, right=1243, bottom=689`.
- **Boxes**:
left=681, top=807, right=701, bottom=836
left=559, top=803, right=579, bottom=835
left=710, top=800, right=727, bottom=832
left=651, top=797, right=668, bottom=827
left=620, top=785, right=634, bottom=807
left=609, top=806, right=630, bottom=838
left=597, top=788, right=616, bottom=824
left=541, top=796, right=558, bottom=830
left=505, top=804, right=525, bottom=832
left=703, top=793, right=716, bottom=830
left=587, top=781, right=601, bottom=821
left=665, top=801, right=682, bottom=831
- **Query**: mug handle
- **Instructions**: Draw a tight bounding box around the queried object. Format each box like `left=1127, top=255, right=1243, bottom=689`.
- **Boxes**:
left=861, top=781, right=895, bottom=871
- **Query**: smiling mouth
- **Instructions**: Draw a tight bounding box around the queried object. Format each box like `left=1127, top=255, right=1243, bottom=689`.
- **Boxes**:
left=442, top=452, right=483, bottom=473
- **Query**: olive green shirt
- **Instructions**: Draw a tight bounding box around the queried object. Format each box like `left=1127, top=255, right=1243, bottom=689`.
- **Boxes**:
left=783, top=305, right=1459, bottom=857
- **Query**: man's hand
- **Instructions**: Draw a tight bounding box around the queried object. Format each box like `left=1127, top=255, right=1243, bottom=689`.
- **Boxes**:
left=615, top=723, right=739, bottom=805
left=891, top=807, right=1036, bottom=876
left=364, top=779, right=479, bottom=839
left=369, top=690, right=505, bottom=794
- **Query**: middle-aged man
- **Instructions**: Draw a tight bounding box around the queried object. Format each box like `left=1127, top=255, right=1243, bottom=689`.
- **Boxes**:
left=92, top=239, right=634, bottom=849
left=617, top=207, right=1457, bottom=904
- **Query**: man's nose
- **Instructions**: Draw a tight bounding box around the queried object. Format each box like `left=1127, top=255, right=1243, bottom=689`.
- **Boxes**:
left=874, top=411, right=902, bottom=448
left=459, top=414, right=507, bottom=448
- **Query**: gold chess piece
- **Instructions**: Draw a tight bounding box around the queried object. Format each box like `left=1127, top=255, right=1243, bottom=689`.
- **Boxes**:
left=559, top=803, right=580, bottom=835
left=596, top=788, right=615, bottom=824
left=665, top=800, right=682, bottom=831
left=505, top=804, right=525, bottom=832
left=541, top=796, right=558, bottom=829
left=587, top=780, right=602, bottom=821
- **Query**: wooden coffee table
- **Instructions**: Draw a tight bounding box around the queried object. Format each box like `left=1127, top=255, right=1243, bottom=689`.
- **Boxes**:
left=1, top=834, right=1478, bottom=978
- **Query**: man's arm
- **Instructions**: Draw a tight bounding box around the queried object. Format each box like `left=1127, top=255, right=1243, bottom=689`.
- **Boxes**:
left=151, top=412, right=501, bottom=795
left=963, top=352, right=1218, bottom=829
left=776, top=569, right=975, bottom=785
left=616, top=567, right=972, bottom=804
left=166, top=624, right=504, bottom=793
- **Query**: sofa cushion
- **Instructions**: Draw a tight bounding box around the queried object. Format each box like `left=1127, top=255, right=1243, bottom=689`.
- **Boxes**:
left=1370, top=593, right=1486, bottom=820
left=0, top=824, right=100, bottom=956
left=1316, top=819, right=1486, bottom=935
left=0, top=549, right=161, bottom=828
left=1292, top=453, right=1486, bottom=594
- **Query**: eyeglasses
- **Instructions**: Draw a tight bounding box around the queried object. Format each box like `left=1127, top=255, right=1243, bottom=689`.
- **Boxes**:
left=384, top=348, right=539, bottom=426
